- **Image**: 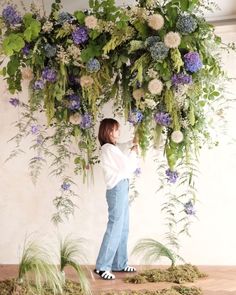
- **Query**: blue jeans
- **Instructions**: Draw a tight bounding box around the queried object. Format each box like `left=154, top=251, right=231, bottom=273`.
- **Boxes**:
left=95, top=179, right=129, bottom=271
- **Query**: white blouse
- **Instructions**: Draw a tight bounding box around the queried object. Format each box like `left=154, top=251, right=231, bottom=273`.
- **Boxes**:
left=100, top=142, right=139, bottom=189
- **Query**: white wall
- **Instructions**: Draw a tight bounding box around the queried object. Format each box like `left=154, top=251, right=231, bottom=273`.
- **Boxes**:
left=0, top=3, right=236, bottom=265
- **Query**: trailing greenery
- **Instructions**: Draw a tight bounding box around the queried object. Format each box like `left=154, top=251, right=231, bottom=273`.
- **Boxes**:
left=1, top=0, right=235, bottom=237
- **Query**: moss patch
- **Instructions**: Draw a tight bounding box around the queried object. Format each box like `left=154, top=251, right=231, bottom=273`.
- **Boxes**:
left=125, top=264, right=207, bottom=284
left=101, top=285, right=202, bottom=295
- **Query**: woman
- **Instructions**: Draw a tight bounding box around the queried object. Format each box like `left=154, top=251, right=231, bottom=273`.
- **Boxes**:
left=94, top=118, right=139, bottom=280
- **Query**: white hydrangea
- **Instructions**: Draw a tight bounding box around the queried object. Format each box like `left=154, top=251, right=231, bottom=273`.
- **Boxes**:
left=85, top=15, right=98, bottom=29
left=171, top=130, right=184, bottom=143
left=164, top=31, right=181, bottom=48
left=148, top=14, right=164, bottom=30
left=69, top=113, right=82, bottom=125
left=144, top=98, right=157, bottom=109
left=147, top=68, right=158, bottom=79
left=80, top=75, right=94, bottom=87
left=148, top=79, right=163, bottom=95
left=21, top=67, right=34, bottom=80
left=133, top=88, right=145, bottom=100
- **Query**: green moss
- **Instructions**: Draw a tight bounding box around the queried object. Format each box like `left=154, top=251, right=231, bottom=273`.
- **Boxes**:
left=125, top=264, right=207, bottom=284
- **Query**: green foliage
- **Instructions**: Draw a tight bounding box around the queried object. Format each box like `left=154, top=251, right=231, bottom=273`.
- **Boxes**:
left=23, top=13, right=41, bottom=42
left=74, top=10, right=85, bottom=24
left=132, top=238, right=181, bottom=266
left=3, top=34, right=25, bottom=56
left=18, top=239, right=63, bottom=294
left=59, top=236, right=91, bottom=295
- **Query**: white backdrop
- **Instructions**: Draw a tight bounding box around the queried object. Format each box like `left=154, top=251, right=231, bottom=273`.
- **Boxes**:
left=0, top=1, right=236, bottom=265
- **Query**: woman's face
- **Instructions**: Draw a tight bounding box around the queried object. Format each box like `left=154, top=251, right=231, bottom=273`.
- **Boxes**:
left=110, top=125, right=120, bottom=144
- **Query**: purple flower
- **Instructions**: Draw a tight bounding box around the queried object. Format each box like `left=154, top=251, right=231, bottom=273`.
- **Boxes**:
left=128, top=110, right=143, bottom=125
left=80, top=113, right=92, bottom=129
left=154, top=112, right=172, bottom=126
left=42, top=67, right=57, bottom=83
left=22, top=43, right=31, bottom=56
left=36, top=135, right=43, bottom=145
left=33, top=79, right=45, bottom=90
left=184, top=52, right=202, bottom=73
left=166, top=168, right=178, bottom=184
left=171, top=72, right=192, bottom=87
left=2, top=5, right=21, bottom=25
left=31, top=125, right=40, bottom=135
left=134, top=167, right=141, bottom=176
left=72, top=27, right=88, bottom=45
left=61, top=182, right=71, bottom=191
left=9, top=98, right=20, bottom=107
left=67, top=94, right=80, bottom=111
left=184, top=200, right=196, bottom=215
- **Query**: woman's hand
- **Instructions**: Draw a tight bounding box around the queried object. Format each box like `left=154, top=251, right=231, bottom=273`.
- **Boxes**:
left=130, top=144, right=139, bottom=154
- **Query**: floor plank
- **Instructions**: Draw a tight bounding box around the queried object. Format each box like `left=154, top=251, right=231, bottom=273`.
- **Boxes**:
left=1, top=265, right=236, bottom=295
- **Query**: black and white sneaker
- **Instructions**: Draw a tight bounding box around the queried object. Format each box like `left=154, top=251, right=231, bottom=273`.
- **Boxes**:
left=94, top=269, right=115, bottom=280
left=112, top=266, right=136, bottom=272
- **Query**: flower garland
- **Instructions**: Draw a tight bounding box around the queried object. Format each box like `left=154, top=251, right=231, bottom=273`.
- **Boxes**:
left=0, top=0, right=233, bottom=231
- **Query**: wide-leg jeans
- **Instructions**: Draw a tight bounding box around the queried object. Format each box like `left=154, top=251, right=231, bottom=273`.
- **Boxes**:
left=95, top=179, right=129, bottom=271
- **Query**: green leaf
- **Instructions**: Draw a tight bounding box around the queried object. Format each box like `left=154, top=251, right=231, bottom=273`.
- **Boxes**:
left=2, top=34, right=25, bottom=56
left=7, top=56, right=20, bottom=76
left=133, top=20, right=149, bottom=39
left=24, top=21, right=41, bottom=42
left=180, top=0, right=189, bottom=11
left=81, top=43, right=102, bottom=62
left=89, top=30, right=101, bottom=40
left=74, top=10, right=85, bottom=24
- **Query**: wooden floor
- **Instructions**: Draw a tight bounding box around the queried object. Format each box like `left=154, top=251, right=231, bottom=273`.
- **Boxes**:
left=1, top=265, right=236, bottom=295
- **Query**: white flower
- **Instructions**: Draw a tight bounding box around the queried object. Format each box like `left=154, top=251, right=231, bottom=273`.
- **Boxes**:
left=21, top=67, right=34, bottom=80
left=148, top=14, right=164, bottom=30
left=69, top=113, right=82, bottom=125
left=85, top=15, right=98, bottom=29
left=144, top=98, right=157, bottom=109
left=133, top=88, right=145, bottom=100
left=42, top=21, right=53, bottom=33
left=164, top=32, right=181, bottom=48
left=147, top=68, right=158, bottom=79
left=148, top=79, right=163, bottom=95
left=80, top=75, right=94, bottom=87
left=171, top=130, right=184, bottom=143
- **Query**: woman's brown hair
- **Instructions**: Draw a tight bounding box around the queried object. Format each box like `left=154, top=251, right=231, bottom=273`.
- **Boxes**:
left=98, top=118, right=119, bottom=146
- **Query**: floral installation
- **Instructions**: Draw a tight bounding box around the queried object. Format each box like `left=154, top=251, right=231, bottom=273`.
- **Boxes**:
left=0, top=0, right=234, bottom=239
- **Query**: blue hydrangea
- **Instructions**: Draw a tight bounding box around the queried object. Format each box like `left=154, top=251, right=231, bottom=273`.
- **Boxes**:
left=128, top=109, right=143, bottom=125
left=176, top=14, right=197, bottom=35
left=72, top=27, right=89, bottom=45
left=154, top=112, right=172, bottom=126
left=42, top=67, right=57, bottom=82
left=80, top=113, right=92, bottom=129
left=86, top=58, right=101, bottom=73
left=44, top=44, right=57, bottom=58
left=184, top=52, right=202, bottom=73
left=149, top=42, right=169, bottom=60
left=184, top=200, right=196, bottom=215
left=57, top=12, right=74, bottom=24
left=2, top=5, right=21, bottom=25
left=145, top=36, right=160, bottom=48
left=172, top=72, right=192, bottom=86
left=166, top=168, right=178, bottom=184
left=67, top=94, right=80, bottom=111
left=33, top=79, right=45, bottom=90
left=22, top=43, right=31, bottom=56
left=9, top=98, right=20, bottom=107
